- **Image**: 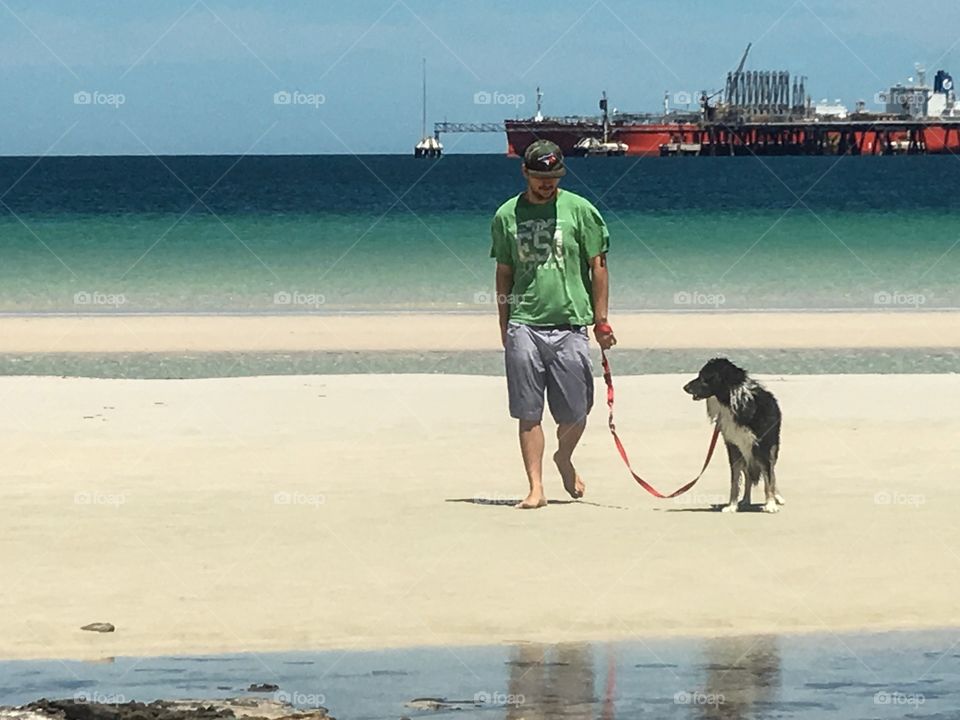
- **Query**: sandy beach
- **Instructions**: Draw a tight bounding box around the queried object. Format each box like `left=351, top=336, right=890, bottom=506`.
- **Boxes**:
left=0, top=311, right=958, bottom=353
left=2, top=369, right=958, bottom=661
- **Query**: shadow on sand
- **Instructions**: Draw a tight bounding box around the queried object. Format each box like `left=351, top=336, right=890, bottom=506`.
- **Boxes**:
left=660, top=503, right=776, bottom=513
left=446, top=498, right=627, bottom=509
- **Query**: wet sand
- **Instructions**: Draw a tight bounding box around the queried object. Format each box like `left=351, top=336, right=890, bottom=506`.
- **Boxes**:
left=0, top=311, right=958, bottom=352
left=1, top=372, right=958, bottom=661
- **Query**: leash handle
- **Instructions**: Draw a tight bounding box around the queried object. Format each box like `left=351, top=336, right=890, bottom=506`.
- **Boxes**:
left=601, top=349, right=720, bottom=498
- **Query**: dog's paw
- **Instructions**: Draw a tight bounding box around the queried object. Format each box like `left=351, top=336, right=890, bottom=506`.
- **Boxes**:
left=720, top=503, right=739, bottom=513
left=762, top=501, right=780, bottom=513
left=774, top=494, right=786, bottom=505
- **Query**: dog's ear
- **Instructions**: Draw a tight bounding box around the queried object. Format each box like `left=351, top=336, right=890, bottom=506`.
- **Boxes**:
left=716, top=359, right=747, bottom=386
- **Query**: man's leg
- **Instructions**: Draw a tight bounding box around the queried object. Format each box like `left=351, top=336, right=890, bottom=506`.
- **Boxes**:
left=545, top=328, right=594, bottom=499
left=517, top=419, right=547, bottom=508
left=555, top=421, right=586, bottom=499
left=505, top=323, right=548, bottom=509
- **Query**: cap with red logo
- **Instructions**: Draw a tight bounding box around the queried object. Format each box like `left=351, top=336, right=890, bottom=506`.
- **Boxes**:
left=523, top=140, right=566, bottom=178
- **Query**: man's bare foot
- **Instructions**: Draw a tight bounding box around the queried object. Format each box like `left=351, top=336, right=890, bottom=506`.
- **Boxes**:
left=515, top=490, right=547, bottom=509
left=554, top=452, right=585, bottom=499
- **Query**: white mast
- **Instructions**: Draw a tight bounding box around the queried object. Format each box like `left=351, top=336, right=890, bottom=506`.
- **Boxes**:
left=421, top=57, right=427, bottom=139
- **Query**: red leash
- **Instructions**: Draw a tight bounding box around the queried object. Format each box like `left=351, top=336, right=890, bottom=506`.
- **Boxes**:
left=600, top=349, right=721, bottom=498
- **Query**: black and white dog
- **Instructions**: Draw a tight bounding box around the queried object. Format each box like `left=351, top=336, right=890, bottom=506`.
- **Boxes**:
left=683, top=358, right=784, bottom=513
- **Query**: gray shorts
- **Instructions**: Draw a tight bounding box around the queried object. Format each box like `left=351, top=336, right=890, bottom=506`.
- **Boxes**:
left=504, top=321, right=594, bottom=424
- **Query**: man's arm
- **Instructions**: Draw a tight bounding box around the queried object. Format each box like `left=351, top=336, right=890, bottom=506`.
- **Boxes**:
left=495, top=262, right=514, bottom=347
left=590, top=253, right=616, bottom=349
left=590, top=253, right=609, bottom=324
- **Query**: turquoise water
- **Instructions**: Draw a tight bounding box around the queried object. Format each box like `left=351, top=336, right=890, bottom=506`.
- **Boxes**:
left=1, top=631, right=957, bottom=717
left=2, top=155, right=959, bottom=313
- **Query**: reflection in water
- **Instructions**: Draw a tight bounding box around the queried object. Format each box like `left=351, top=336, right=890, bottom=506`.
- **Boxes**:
left=506, top=643, right=597, bottom=719
left=500, top=637, right=779, bottom=718
left=698, top=635, right=781, bottom=719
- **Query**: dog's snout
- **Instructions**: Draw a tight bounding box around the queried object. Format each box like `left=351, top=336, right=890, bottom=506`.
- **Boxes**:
left=684, top=377, right=710, bottom=400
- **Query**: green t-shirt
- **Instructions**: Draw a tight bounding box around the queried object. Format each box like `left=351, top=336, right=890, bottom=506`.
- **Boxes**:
left=490, top=189, right=609, bottom=326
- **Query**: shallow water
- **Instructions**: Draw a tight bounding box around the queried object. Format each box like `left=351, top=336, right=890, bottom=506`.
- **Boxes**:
left=1, top=630, right=958, bottom=718
left=1, top=347, right=958, bottom=378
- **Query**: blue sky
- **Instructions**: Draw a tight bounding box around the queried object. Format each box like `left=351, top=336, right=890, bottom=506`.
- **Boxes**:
left=2, top=0, right=960, bottom=155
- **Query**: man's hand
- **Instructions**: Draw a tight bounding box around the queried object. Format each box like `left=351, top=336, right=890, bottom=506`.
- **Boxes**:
left=594, top=321, right=617, bottom=350
left=589, top=254, right=613, bottom=349
left=501, top=324, right=508, bottom=348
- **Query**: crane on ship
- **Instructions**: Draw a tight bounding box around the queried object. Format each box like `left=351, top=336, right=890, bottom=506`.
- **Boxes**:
left=715, top=42, right=808, bottom=120
left=707, top=42, right=752, bottom=119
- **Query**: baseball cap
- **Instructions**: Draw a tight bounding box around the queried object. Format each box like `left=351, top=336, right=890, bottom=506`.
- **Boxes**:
left=523, top=140, right=566, bottom=178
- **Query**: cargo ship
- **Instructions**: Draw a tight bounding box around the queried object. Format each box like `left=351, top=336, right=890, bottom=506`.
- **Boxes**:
left=499, top=47, right=960, bottom=157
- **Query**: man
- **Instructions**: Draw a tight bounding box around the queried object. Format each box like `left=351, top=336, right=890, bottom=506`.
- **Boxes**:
left=490, top=140, right=616, bottom=509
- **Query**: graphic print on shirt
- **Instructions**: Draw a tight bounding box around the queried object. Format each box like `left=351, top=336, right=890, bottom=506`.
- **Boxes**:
left=515, top=218, right=564, bottom=269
